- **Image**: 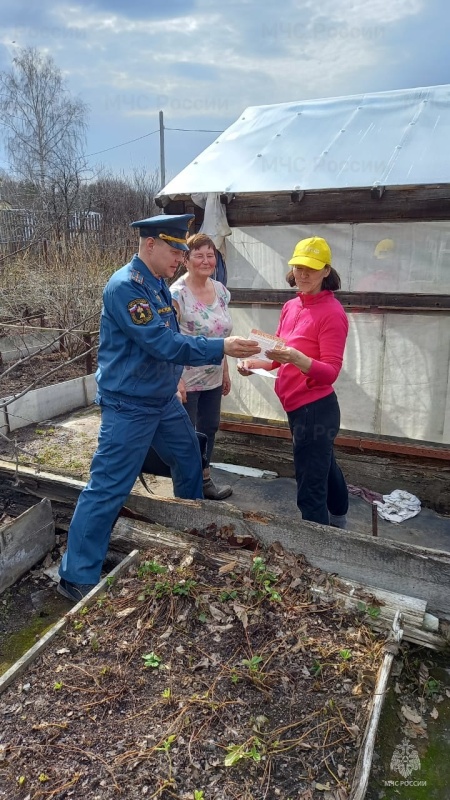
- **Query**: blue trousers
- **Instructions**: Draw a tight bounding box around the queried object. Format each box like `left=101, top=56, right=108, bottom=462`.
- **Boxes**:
left=59, top=392, right=203, bottom=585
left=287, top=392, right=348, bottom=525
left=183, top=384, right=223, bottom=466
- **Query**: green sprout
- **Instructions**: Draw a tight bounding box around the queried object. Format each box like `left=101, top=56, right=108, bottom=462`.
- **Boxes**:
left=142, top=652, right=162, bottom=668
left=339, top=649, right=352, bottom=661
left=224, top=737, right=263, bottom=767
left=137, top=560, right=167, bottom=578
left=156, top=735, right=176, bottom=752
left=424, top=677, right=441, bottom=697
left=172, top=579, right=197, bottom=596
left=242, top=655, right=263, bottom=673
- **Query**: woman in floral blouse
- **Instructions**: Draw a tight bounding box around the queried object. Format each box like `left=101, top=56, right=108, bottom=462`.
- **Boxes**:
left=170, top=234, right=233, bottom=500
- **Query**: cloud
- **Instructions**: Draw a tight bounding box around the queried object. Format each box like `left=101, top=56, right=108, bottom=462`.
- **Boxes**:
left=81, top=0, right=195, bottom=16
left=0, top=0, right=442, bottom=179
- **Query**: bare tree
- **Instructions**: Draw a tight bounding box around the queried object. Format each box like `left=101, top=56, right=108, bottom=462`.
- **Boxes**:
left=0, top=47, right=88, bottom=196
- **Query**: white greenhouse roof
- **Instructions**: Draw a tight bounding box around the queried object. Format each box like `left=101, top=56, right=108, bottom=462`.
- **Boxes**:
left=160, top=85, right=450, bottom=196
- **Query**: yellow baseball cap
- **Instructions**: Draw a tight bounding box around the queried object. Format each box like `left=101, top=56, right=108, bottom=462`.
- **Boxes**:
left=288, top=237, right=332, bottom=270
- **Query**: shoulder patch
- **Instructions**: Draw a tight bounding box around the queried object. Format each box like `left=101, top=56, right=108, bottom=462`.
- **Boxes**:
left=130, top=269, right=144, bottom=285
left=128, top=298, right=153, bottom=325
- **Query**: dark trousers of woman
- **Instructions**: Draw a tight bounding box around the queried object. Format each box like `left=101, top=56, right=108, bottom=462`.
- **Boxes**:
left=287, top=392, right=348, bottom=525
left=184, top=384, right=223, bottom=466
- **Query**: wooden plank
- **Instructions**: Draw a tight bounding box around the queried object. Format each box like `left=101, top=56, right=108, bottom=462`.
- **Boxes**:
left=110, top=518, right=252, bottom=569
left=230, top=289, right=450, bottom=312
left=218, top=420, right=450, bottom=462
left=350, top=612, right=403, bottom=800
left=0, top=499, right=55, bottom=593
left=0, top=550, right=140, bottom=695
left=2, top=461, right=450, bottom=618
left=164, top=185, right=450, bottom=224
left=311, top=579, right=446, bottom=650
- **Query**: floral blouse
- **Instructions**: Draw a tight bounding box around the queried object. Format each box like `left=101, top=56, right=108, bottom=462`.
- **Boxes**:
left=170, top=277, right=233, bottom=391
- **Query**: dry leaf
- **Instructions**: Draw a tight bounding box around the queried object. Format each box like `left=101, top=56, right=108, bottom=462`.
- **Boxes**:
left=404, top=720, right=428, bottom=739
left=209, top=604, right=227, bottom=622
left=116, top=607, right=136, bottom=619
left=401, top=705, right=422, bottom=724
left=232, top=603, right=248, bottom=629
left=315, top=782, right=331, bottom=791
left=191, top=657, right=210, bottom=671
left=430, top=707, right=439, bottom=719
left=418, top=662, right=429, bottom=684
left=218, top=561, right=238, bottom=574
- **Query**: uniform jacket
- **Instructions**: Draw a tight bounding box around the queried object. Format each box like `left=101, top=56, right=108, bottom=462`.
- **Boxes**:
left=96, top=254, right=224, bottom=402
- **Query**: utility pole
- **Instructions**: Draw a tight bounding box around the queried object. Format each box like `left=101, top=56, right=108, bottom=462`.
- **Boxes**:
left=159, top=110, right=166, bottom=190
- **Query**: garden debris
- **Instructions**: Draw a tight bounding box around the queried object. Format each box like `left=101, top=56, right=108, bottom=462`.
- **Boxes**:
left=0, top=542, right=387, bottom=799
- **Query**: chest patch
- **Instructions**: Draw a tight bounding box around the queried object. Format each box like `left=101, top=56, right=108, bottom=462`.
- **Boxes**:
left=128, top=298, right=153, bottom=325
left=157, top=306, right=172, bottom=315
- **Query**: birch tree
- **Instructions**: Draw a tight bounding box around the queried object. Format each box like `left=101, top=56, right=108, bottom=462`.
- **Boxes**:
left=0, top=47, right=88, bottom=196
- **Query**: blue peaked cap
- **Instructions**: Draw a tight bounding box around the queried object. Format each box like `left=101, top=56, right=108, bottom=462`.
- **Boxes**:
left=130, top=213, right=195, bottom=251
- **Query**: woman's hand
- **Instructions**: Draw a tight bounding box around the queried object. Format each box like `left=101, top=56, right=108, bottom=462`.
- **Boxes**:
left=176, top=378, right=187, bottom=403
left=265, top=345, right=295, bottom=363
left=222, top=371, right=231, bottom=395
left=265, top=345, right=312, bottom=373
left=237, top=358, right=273, bottom=376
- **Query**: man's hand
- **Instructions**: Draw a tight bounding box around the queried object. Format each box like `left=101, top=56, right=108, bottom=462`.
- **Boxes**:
left=223, top=336, right=260, bottom=359
left=177, top=378, right=187, bottom=403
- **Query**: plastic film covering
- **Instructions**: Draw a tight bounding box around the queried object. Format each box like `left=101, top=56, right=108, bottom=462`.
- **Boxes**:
left=161, top=85, right=450, bottom=195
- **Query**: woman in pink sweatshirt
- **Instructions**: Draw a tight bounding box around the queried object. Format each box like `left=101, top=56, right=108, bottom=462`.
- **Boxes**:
left=238, top=237, right=349, bottom=529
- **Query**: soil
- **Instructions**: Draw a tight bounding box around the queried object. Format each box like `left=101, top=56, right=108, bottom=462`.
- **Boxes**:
left=1, top=351, right=96, bottom=398
left=0, top=543, right=387, bottom=800
left=2, top=349, right=449, bottom=798
left=0, top=350, right=100, bottom=481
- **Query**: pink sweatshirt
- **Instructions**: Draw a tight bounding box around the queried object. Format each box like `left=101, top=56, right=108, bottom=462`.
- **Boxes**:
left=273, top=290, right=348, bottom=412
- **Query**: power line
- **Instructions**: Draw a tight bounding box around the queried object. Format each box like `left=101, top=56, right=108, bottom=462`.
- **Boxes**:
left=165, top=127, right=224, bottom=133
left=85, top=129, right=159, bottom=158
left=84, top=125, right=223, bottom=160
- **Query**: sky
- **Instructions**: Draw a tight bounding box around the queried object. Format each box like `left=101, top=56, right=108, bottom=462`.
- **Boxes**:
left=0, top=0, right=449, bottom=186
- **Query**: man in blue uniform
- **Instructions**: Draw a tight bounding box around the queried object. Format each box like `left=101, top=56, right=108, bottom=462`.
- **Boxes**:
left=58, top=214, right=260, bottom=602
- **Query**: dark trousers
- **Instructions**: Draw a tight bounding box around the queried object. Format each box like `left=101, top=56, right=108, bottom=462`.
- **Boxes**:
left=184, top=384, right=223, bottom=466
left=287, top=392, right=348, bottom=525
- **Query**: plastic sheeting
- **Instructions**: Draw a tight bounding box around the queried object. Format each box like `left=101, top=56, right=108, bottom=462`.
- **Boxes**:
left=226, top=221, right=450, bottom=294
left=222, top=221, right=450, bottom=444
left=160, top=85, right=450, bottom=195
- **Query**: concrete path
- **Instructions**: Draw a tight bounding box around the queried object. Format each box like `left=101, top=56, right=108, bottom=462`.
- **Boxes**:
left=148, top=466, right=450, bottom=554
